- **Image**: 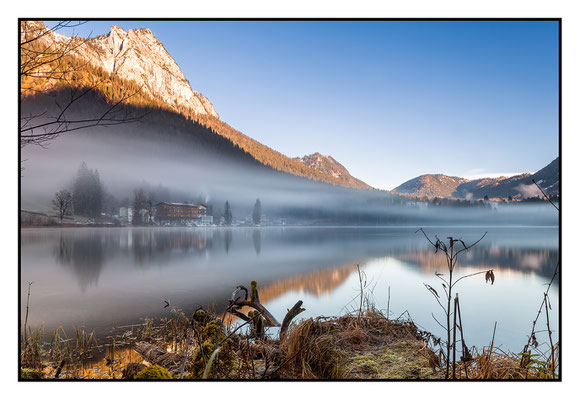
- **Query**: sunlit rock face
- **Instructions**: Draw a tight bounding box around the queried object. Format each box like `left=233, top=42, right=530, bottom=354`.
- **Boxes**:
left=46, top=22, right=219, bottom=118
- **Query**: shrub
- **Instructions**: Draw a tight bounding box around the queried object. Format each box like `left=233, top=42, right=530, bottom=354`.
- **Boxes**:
left=134, top=364, right=172, bottom=380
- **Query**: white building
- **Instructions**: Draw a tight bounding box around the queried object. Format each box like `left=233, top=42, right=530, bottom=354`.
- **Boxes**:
left=119, top=207, right=133, bottom=223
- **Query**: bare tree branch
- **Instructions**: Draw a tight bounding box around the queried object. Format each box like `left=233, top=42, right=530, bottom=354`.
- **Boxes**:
left=532, top=179, right=559, bottom=211
left=20, top=20, right=146, bottom=150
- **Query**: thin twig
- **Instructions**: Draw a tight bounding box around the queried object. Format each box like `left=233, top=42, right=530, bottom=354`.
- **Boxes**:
left=532, top=179, right=559, bottom=211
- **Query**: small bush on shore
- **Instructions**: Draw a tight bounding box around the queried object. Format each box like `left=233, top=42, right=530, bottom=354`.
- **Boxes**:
left=134, top=364, right=172, bottom=380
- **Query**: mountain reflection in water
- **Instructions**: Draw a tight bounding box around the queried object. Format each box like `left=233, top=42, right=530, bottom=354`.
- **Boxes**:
left=21, top=226, right=558, bottom=351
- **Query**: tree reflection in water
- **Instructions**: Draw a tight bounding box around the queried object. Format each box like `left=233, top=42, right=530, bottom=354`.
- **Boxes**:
left=252, top=229, right=261, bottom=255
left=54, top=232, right=104, bottom=291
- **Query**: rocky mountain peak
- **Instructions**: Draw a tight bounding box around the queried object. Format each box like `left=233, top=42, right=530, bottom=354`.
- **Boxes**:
left=25, top=21, right=219, bottom=119
left=294, top=152, right=372, bottom=189
left=84, top=25, right=219, bottom=118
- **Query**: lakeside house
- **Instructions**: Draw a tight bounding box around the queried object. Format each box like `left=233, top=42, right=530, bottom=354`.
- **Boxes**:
left=119, top=207, right=133, bottom=223
left=155, top=202, right=210, bottom=225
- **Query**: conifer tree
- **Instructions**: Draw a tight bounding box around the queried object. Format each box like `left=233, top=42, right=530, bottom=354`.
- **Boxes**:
left=224, top=201, right=233, bottom=226
left=252, top=198, right=262, bottom=225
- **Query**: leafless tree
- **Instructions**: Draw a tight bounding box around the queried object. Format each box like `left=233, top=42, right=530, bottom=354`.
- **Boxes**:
left=20, top=20, right=144, bottom=149
left=52, top=189, right=73, bottom=222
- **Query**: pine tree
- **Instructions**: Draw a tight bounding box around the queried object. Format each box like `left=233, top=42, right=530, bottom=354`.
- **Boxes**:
left=252, top=198, right=261, bottom=225
left=72, top=162, right=103, bottom=218
left=224, top=201, right=233, bottom=226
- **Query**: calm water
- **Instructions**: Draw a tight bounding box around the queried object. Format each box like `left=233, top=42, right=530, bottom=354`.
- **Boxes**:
left=20, top=226, right=559, bottom=352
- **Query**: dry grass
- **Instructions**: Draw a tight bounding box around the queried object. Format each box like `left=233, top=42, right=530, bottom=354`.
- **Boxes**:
left=20, top=308, right=558, bottom=380
left=454, top=345, right=560, bottom=380
left=20, top=295, right=558, bottom=380
left=278, top=309, right=441, bottom=379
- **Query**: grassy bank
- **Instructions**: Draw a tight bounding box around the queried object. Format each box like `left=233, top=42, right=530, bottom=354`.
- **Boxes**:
left=19, top=293, right=558, bottom=380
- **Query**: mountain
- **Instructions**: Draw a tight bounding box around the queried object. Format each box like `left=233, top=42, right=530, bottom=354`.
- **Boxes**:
left=23, top=21, right=218, bottom=118
left=393, top=174, right=468, bottom=198
left=529, top=157, right=559, bottom=195
left=20, top=21, right=373, bottom=190
left=392, top=158, right=559, bottom=200
left=451, top=173, right=532, bottom=200
left=294, top=153, right=371, bottom=189
left=75, top=26, right=218, bottom=118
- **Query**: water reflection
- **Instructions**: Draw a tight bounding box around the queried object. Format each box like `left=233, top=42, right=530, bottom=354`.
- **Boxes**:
left=395, top=247, right=559, bottom=277
left=224, top=229, right=232, bottom=253
left=252, top=230, right=261, bottom=255
left=44, top=227, right=558, bottom=292
left=53, top=232, right=105, bottom=291
left=21, top=226, right=558, bottom=350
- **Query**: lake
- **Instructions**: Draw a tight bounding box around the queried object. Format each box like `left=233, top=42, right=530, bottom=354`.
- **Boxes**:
left=20, top=226, right=559, bottom=352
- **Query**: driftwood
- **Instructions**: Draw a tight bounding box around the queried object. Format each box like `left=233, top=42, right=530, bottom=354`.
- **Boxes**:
left=229, top=307, right=251, bottom=323
left=230, top=300, right=280, bottom=327
left=229, top=281, right=281, bottom=327
left=280, top=301, right=305, bottom=341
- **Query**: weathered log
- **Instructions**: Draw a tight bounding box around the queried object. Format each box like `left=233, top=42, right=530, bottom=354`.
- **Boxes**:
left=232, top=285, right=248, bottom=301
left=230, top=299, right=280, bottom=327
left=228, top=281, right=280, bottom=327
left=230, top=307, right=251, bottom=323
left=280, top=301, right=305, bottom=341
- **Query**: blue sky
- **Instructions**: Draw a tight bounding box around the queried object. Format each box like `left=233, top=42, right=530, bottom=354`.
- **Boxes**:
left=53, top=20, right=559, bottom=190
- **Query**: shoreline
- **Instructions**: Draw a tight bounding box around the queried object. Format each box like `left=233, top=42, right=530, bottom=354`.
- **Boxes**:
left=20, top=307, right=555, bottom=380
left=20, top=277, right=559, bottom=380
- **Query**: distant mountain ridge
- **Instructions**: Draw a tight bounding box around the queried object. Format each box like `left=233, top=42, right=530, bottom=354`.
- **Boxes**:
left=392, top=158, right=559, bottom=200
left=293, top=153, right=371, bottom=189
left=393, top=174, right=468, bottom=198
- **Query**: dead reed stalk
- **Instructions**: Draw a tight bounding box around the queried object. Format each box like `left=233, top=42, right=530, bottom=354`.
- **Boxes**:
left=416, top=228, right=491, bottom=379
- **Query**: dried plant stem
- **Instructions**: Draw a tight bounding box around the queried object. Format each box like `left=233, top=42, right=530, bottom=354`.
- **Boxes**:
left=179, top=323, right=194, bottom=379
left=387, top=286, right=391, bottom=320
left=456, top=295, right=469, bottom=379
left=416, top=228, right=489, bottom=379
left=521, top=261, right=559, bottom=368
left=543, top=293, right=555, bottom=377
left=452, top=295, right=458, bottom=379
left=489, top=321, right=497, bottom=361
left=446, top=269, right=453, bottom=378
left=24, top=282, right=33, bottom=343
